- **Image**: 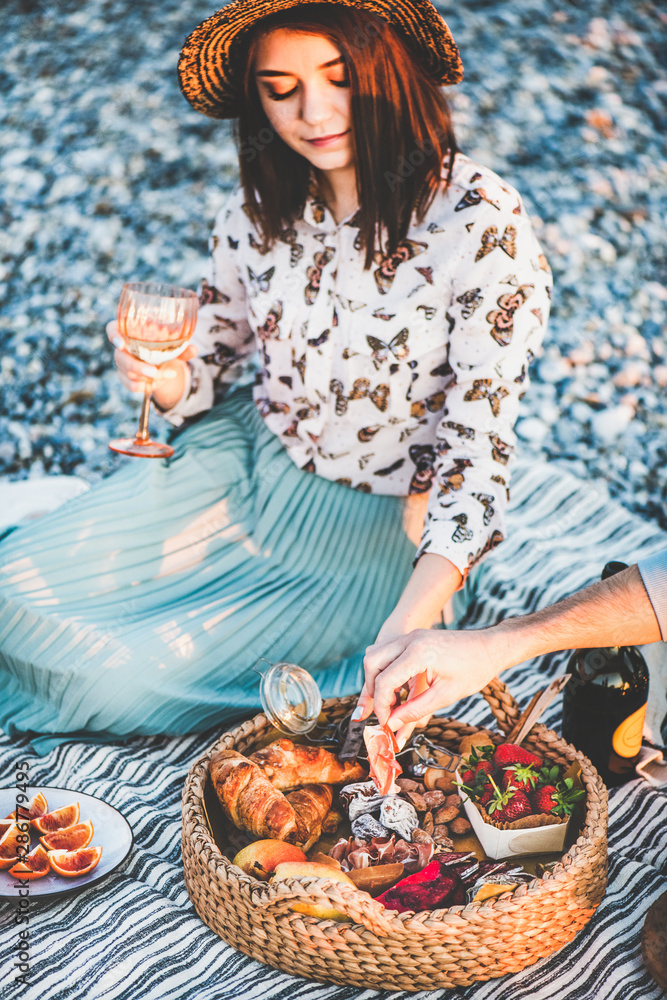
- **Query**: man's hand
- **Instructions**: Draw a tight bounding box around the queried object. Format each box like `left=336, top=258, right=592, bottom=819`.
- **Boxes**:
left=355, top=628, right=505, bottom=745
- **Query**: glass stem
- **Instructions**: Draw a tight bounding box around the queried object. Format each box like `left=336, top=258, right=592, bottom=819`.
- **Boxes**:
left=137, top=381, right=153, bottom=442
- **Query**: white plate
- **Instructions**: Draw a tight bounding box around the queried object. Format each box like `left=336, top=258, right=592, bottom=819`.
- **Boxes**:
left=0, top=786, right=133, bottom=901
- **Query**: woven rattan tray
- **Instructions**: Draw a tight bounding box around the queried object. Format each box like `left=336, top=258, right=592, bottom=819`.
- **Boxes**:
left=182, top=678, right=608, bottom=991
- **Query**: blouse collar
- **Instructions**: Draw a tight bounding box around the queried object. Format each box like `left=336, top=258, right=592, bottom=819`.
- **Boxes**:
left=302, top=167, right=361, bottom=232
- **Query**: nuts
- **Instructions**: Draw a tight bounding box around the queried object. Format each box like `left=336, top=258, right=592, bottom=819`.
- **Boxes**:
left=396, top=778, right=422, bottom=792
left=433, top=825, right=454, bottom=849
left=434, top=804, right=460, bottom=825
left=423, top=767, right=458, bottom=793
left=404, top=790, right=428, bottom=812
left=449, top=816, right=471, bottom=835
left=410, top=827, right=434, bottom=846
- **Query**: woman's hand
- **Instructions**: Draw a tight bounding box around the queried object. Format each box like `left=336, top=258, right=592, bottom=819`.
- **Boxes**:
left=355, top=626, right=507, bottom=745
left=106, top=320, right=198, bottom=412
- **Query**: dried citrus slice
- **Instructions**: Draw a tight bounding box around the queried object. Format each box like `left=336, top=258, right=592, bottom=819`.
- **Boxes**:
left=48, top=846, right=102, bottom=878
left=0, top=823, right=21, bottom=870
left=6, top=792, right=49, bottom=822
left=32, top=803, right=80, bottom=834
left=40, top=820, right=94, bottom=852
left=8, top=844, right=50, bottom=880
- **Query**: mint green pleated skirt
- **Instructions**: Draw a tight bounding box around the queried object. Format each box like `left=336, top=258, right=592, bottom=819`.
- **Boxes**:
left=0, top=385, right=422, bottom=747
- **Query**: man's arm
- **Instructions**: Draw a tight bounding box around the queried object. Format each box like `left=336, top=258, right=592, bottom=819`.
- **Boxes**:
left=357, top=562, right=662, bottom=736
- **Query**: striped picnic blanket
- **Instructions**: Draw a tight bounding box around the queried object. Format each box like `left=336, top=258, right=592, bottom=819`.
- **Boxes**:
left=1, top=457, right=666, bottom=1000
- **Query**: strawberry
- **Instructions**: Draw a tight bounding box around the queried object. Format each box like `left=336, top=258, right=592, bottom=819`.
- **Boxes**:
left=492, top=743, right=542, bottom=770
left=501, top=763, right=539, bottom=794
left=476, top=780, right=494, bottom=807
left=456, top=768, right=494, bottom=806
left=460, top=759, right=494, bottom=785
left=485, top=777, right=533, bottom=823
left=532, top=785, right=557, bottom=814
left=531, top=778, right=585, bottom=817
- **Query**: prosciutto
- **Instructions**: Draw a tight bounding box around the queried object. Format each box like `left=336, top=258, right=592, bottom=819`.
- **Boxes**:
left=328, top=834, right=433, bottom=874
left=363, top=723, right=402, bottom=795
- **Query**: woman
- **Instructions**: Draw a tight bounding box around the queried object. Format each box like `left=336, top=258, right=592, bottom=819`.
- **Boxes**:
left=0, top=0, right=551, bottom=748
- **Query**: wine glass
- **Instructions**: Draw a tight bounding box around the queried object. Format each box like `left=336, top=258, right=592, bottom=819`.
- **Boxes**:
left=109, top=282, right=198, bottom=459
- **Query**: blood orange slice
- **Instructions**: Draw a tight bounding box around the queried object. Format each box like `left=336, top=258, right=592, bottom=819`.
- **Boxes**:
left=48, top=845, right=102, bottom=878
left=0, top=823, right=21, bottom=870
left=8, top=844, right=50, bottom=880
left=0, top=820, right=13, bottom=839
left=32, top=803, right=80, bottom=834
left=40, top=820, right=94, bottom=852
left=6, top=792, right=49, bottom=823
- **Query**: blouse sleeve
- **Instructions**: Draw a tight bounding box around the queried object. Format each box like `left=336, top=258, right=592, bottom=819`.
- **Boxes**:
left=414, top=196, right=552, bottom=579
left=159, top=186, right=257, bottom=426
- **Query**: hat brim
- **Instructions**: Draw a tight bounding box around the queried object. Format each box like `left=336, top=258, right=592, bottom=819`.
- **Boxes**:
left=178, top=0, right=463, bottom=119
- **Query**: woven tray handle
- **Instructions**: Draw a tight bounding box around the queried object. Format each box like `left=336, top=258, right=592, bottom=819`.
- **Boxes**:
left=253, top=876, right=395, bottom=936
left=480, top=677, right=522, bottom=735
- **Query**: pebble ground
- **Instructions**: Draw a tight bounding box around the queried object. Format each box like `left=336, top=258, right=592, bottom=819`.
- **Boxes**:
left=1, top=0, right=666, bottom=531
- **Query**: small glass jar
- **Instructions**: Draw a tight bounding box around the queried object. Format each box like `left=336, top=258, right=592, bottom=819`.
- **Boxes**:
left=255, top=659, right=322, bottom=735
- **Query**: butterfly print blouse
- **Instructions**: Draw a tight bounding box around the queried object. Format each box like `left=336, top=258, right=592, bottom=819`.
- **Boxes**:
left=163, top=153, right=552, bottom=577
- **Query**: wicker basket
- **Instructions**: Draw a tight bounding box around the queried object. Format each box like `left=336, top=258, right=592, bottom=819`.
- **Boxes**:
left=182, top=679, right=608, bottom=991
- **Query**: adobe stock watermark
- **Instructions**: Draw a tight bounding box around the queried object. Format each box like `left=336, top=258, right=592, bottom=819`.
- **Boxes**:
left=384, top=125, right=452, bottom=193
left=12, top=758, right=33, bottom=987
left=240, top=126, right=278, bottom=164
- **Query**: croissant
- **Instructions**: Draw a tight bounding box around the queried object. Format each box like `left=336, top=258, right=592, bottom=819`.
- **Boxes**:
left=248, top=739, right=366, bottom=790
left=285, top=784, right=333, bottom=851
left=209, top=749, right=298, bottom=843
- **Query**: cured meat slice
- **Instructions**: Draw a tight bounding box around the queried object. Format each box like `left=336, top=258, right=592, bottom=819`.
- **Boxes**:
left=363, top=723, right=402, bottom=795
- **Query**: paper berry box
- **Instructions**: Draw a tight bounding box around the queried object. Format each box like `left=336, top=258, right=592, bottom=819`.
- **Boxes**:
left=456, top=768, right=570, bottom=860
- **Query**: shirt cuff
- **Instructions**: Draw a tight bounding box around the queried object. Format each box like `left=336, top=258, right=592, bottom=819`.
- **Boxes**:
left=637, top=548, right=667, bottom=641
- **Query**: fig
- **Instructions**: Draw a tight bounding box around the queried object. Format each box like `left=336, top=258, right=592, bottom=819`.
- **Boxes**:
left=32, top=803, right=80, bottom=834
left=47, top=845, right=102, bottom=878
left=40, top=820, right=94, bottom=852
left=381, top=796, right=419, bottom=842
left=9, top=845, right=50, bottom=880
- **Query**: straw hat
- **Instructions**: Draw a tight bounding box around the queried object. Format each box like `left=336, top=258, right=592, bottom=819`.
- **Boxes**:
left=178, top=0, right=463, bottom=119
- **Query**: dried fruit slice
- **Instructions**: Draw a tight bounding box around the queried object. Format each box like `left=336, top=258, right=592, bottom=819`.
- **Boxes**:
left=0, top=823, right=21, bottom=870
left=40, top=820, right=94, bottom=852
left=48, top=845, right=102, bottom=878
left=6, top=792, right=49, bottom=822
left=32, top=803, right=80, bottom=834
left=8, top=844, right=50, bottom=880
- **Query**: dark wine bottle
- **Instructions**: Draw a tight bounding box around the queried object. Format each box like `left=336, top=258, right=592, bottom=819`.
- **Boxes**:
left=562, top=560, right=650, bottom=787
